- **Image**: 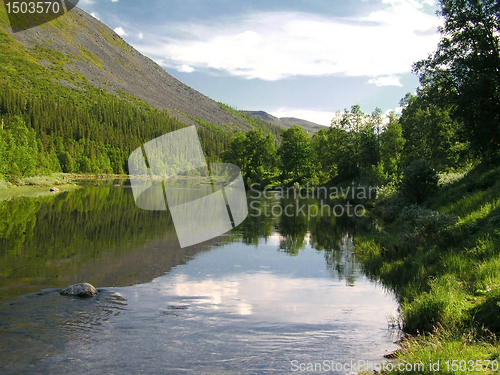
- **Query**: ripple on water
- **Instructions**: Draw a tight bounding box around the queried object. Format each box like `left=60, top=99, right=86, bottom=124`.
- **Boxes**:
left=0, top=289, right=127, bottom=374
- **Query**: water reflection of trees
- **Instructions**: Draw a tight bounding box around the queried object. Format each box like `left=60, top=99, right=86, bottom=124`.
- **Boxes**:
left=237, top=197, right=275, bottom=246
left=0, top=186, right=177, bottom=297
left=0, top=186, right=174, bottom=257
left=0, top=190, right=372, bottom=295
left=323, top=235, right=359, bottom=285
left=276, top=199, right=309, bottom=255
left=243, top=196, right=369, bottom=283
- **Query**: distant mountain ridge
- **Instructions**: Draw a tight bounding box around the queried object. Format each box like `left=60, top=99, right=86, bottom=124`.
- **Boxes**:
left=241, top=111, right=326, bottom=135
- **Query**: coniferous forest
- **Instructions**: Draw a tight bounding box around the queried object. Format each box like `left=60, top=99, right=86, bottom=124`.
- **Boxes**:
left=0, top=83, right=239, bottom=178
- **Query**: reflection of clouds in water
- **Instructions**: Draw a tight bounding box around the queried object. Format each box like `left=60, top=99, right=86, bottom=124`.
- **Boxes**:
left=159, top=272, right=396, bottom=326
left=169, top=274, right=253, bottom=315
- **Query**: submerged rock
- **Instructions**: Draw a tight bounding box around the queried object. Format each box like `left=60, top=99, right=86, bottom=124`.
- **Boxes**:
left=60, top=283, right=98, bottom=297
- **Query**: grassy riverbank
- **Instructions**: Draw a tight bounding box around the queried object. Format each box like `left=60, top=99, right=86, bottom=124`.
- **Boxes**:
left=0, top=173, right=128, bottom=200
left=0, top=174, right=81, bottom=200
left=356, top=163, right=500, bottom=373
left=0, top=173, right=130, bottom=189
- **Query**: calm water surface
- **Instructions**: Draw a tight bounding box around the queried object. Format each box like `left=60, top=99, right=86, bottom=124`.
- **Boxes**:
left=0, top=182, right=399, bottom=374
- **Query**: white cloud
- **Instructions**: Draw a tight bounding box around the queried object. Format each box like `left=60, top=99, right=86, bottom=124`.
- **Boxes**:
left=114, top=27, right=128, bottom=37
left=79, top=0, right=95, bottom=5
left=90, top=12, right=100, bottom=20
left=135, top=0, right=441, bottom=84
left=178, top=64, right=195, bottom=73
left=111, top=0, right=119, bottom=2
left=368, top=75, right=403, bottom=87
left=138, top=32, right=143, bottom=39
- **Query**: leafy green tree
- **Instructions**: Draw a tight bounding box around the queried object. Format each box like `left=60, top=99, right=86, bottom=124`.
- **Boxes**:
left=244, top=129, right=277, bottom=182
left=223, top=133, right=247, bottom=171
left=2, top=116, right=38, bottom=177
left=399, top=93, right=467, bottom=170
left=311, top=128, right=335, bottom=183
left=358, top=124, right=379, bottom=174
left=330, top=105, right=381, bottom=182
left=379, top=112, right=405, bottom=181
left=325, top=125, right=353, bottom=181
left=279, top=125, right=312, bottom=183
left=414, top=0, right=500, bottom=160
left=57, top=151, right=75, bottom=173
left=77, top=155, right=93, bottom=173
left=223, top=130, right=277, bottom=184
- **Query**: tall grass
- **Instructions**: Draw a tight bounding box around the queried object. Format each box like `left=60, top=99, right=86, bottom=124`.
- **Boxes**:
left=357, top=163, right=500, bottom=370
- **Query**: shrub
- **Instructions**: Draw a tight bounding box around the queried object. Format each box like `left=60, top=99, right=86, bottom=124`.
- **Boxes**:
left=397, top=205, right=457, bottom=252
left=380, top=194, right=407, bottom=223
left=0, top=178, right=12, bottom=190
left=22, top=176, right=64, bottom=186
left=401, top=160, right=438, bottom=204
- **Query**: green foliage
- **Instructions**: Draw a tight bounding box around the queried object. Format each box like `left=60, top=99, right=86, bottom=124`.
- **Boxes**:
left=399, top=93, right=468, bottom=170
left=311, top=128, right=335, bottom=182
left=414, top=0, right=500, bottom=160
left=401, top=160, right=439, bottom=204
left=279, top=125, right=312, bottom=183
left=380, top=112, right=406, bottom=183
left=389, top=328, right=500, bottom=375
left=0, top=178, right=12, bottom=190
left=21, top=175, right=64, bottom=186
left=0, top=116, right=39, bottom=179
left=223, top=129, right=277, bottom=185
left=474, top=288, right=500, bottom=334
left=57, top=151, right=75, bottom=173
left=396, top=205, right=457, bottom=253
left=358, top=162, right=500, bottom=351
left=327, top=105, right=386, bottom=183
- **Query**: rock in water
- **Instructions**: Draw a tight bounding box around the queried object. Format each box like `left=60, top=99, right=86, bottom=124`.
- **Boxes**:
left=60, top=283, right=98, bottom=297
left=50, top=187, right=60, bottom=192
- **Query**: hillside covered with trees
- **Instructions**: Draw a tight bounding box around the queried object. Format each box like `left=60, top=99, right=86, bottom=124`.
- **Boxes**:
left=0, top=1, right=280, bottom=181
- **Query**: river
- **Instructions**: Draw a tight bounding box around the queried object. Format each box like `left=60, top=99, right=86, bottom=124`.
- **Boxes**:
left=0, top=181, right=399, bottom=374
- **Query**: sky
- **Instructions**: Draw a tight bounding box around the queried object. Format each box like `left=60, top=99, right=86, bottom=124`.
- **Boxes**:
left=77, top=0, right=442, bottom=126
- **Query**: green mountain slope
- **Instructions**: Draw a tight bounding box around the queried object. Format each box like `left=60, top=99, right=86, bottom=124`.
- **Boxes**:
left=0, top=1, right=280, bottom=177
left=2, top=2, right=252, bottom=128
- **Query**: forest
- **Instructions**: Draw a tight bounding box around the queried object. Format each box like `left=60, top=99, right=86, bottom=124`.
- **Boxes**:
left=0, top=83, right=236, bottom=180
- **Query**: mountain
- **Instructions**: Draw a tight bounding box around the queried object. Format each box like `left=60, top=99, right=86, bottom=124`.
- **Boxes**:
left=3, top=5, right=263, bottom=130
left=0, top=2, right=281, bottom=176
left=241, top=111, right=326, bottom=135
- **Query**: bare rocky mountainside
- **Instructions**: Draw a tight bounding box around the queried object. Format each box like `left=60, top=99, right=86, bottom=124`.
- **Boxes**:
left=6, top=5, right=251, bottom=129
